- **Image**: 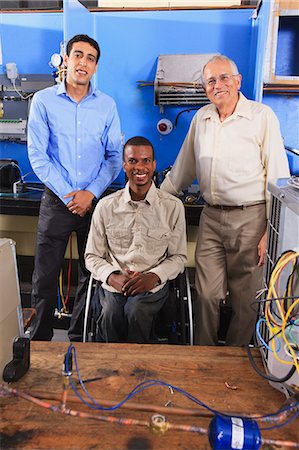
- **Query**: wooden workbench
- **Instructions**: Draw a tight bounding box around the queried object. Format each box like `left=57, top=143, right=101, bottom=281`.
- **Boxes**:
left=1, top=343, right=298, bottom=449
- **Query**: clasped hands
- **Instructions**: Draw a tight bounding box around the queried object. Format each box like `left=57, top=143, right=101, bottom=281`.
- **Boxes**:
left=64, top=190, right=94, bottom=217
left=108, top=269, right=160, bottom=296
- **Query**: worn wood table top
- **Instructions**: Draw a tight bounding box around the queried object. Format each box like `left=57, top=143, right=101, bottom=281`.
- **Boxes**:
left=1, top=342, right=298, bottom=449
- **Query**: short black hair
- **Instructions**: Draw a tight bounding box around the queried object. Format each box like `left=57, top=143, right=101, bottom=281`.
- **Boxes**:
left=123, top=136, right=155, bottom=160
left=66, top=34, right=100, bottom=63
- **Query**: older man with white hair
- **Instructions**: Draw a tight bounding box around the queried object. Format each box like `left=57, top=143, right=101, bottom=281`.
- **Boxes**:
left=161, top=55, right=290, bottom=346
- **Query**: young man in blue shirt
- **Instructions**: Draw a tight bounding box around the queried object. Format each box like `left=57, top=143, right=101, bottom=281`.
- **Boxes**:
left=28, top=34, right=122, bottom=341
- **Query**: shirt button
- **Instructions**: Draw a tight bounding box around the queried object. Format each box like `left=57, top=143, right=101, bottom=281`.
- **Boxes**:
left=78, top=121, right=81, bottom=125
left=78, top=138, right=81, bottom=142
left=78, top=172, right=81, bottom=176
left=78, top=155, right=81, bottom=159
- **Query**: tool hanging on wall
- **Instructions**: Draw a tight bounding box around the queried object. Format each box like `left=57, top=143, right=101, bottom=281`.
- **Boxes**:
left=49, top=41, right=67, bottom=84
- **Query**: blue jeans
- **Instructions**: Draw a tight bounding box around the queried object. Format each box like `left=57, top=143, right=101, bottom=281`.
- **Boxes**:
left=97, top=283, right=169, bottom=343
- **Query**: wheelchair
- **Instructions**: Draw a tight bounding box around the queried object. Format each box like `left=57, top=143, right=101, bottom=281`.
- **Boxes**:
left=83, top=269, right=194, bottom=345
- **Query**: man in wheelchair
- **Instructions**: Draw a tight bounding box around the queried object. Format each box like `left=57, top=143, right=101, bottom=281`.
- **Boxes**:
left=85, top=136, right=187, bottom=343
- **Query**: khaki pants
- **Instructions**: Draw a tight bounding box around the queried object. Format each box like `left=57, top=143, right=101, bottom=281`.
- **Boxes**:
left=194, top=204, right=266, bottom=346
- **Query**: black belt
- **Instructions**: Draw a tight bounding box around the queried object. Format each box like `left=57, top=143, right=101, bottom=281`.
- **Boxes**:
left=207, top=202, right=265, bottom=210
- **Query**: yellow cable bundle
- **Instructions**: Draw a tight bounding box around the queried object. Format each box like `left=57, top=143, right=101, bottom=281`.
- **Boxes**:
left=281, top=297, right=299, bottom=374
left=265, top=251, right=299, bottom=374
left=59, top=270, right=68, bottom=314
left=264, top=252, right=291, bottom=335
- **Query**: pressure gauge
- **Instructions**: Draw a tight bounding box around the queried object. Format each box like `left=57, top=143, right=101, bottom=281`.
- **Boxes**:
left=50, top=53, right=63, bottom=68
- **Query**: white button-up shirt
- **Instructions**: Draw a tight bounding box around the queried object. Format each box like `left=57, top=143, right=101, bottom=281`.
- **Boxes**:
left=161, top=93, right=290, bottom=216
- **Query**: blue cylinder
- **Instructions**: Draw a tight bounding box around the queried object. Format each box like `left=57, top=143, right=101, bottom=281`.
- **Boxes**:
left=208, top=415, right=261, bottom=450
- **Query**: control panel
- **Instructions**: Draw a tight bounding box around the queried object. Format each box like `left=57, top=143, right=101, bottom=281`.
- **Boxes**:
left=0, top=119, right=27, bottom=141
left=0, top=73, right=53, bottom=142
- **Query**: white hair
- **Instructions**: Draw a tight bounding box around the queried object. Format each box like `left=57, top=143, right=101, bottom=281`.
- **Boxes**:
left=201, top=55, right=239, bottom=84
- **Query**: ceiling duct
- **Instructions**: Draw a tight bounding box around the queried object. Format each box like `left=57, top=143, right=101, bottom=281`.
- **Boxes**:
left=154, top=53, right=217, bottom=111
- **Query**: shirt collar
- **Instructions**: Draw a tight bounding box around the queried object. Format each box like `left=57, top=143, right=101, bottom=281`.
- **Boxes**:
left=124, top=181, right=157, bottom=205
left=57, top=81, right=67, bottom=96
left=201, top=92, right=252, bottom=121
left=233, top=92, right=252, bottom=119
left=56, top=79, right=97, bottom=98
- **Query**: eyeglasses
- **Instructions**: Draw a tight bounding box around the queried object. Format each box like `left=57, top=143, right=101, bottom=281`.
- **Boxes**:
left=204, top=73, right=239, bottom=88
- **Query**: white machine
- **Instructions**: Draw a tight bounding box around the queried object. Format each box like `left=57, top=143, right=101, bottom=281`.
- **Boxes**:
left=0, top=238, right=25, bottom=380
left=258, top=178, right=299, bottom=397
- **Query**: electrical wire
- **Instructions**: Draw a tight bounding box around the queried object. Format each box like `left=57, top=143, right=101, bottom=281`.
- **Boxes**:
left=66, top=344, right=299, bottom=427
left=282, top=297, right=299, bottom=370
left=174, top=108, right=200, bottom=128
left=253, top=295, right=299, bottom=305
left=59, top=270, right=67, bottom=313
left=21, top=170, right=33, bottom=180
left=253, top=322, right=287, bottom=350
left=259, top=409, right=299, bottom=431
left=284, top=342, right=299, bottom=360
left=245, top=345, right=296, bottom=383
left=1, top=345, right=299, bottom=448
left=254, top=315, right=299, bottom=350
left=271, top=287, right=298, bottom=369
left=2, top=383, right=299, bottom=448
left=12, top=80, right=33, bottom=100
left=56, top=235, right=73, bottom=315
left=288, top=318, right=299, bottom=346
left=64, top=234, right=72, bottom=306
left=57, top=284, right=61, bottom=314
left=257, top=250, right=299, bottom=377
left=255, top=318, right=281, bottom=352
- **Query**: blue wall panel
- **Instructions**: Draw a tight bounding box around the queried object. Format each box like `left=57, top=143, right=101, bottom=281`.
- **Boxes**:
left=0, top=8, right=267, bottom=185
left=250, top=0, right=270, bottom=102
left=0, top=13, right=63, bottom=74
left=95, top=9, right=254, bottom=178
left=63, top=0, right=95, bottom=45
left=263, top=95, right=299, bottom=150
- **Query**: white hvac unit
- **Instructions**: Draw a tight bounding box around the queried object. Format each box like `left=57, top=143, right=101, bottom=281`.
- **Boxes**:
left=0, top=238, right=25, bottom=380
left=154, top=54, right=217, bottom=111
left=258, top=178, right=299, bottom=397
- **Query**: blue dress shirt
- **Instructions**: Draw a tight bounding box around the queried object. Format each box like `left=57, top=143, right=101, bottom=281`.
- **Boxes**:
left=28, top=81, right=122, bottom=204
